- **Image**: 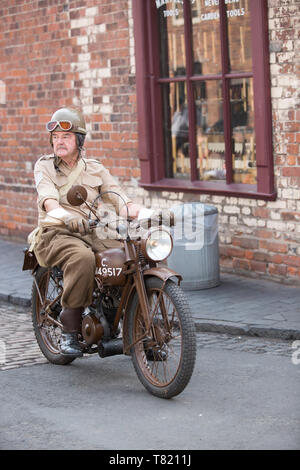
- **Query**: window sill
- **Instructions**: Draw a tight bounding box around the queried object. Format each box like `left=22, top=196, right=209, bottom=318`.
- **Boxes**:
left=140, top=178, right=277, bottom=201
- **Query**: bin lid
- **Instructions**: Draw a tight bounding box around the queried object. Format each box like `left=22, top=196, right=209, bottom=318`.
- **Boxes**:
left=171, top=202, right=218, bottom=216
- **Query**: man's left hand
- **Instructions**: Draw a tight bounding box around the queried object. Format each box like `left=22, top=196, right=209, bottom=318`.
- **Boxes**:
left=120, top=203, right=143, bottom=219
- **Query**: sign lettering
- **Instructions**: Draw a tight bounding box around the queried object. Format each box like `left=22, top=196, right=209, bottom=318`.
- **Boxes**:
left=155, top=0, right=196, bottom=18
left=200, top=8, right=245, bottom=21
left=155, top=0, right=247, bottom=22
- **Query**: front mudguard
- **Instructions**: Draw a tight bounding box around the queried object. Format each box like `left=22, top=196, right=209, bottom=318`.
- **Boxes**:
left=143, top=266, right=182, bottom=285
left=122, top=266, right=182, bottom=355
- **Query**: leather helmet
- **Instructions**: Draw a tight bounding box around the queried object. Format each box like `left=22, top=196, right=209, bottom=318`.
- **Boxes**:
left=47, top=107, right=87, bottom=135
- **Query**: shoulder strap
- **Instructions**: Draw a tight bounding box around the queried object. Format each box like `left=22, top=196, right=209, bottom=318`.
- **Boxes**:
left=58, top=159, right=85, bottom=197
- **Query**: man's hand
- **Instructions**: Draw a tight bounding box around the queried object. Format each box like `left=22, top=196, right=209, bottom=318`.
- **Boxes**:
left=119, top=202, right=143, bottom=219
left=138, top=208, right=175, bottom=228
left=64, top=214, right=91, bottom=235
left=44, top=199, right=91, bottom=235
left=150, top=209, right=175, bottom=227
left=155, top=209, right=175, bottom=227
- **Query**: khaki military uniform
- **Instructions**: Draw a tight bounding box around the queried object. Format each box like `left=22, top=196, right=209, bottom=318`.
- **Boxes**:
left=33, top=154, right=132, bottom=309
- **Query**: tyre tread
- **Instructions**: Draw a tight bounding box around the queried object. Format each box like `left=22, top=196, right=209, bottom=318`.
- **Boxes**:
left=128, top=277, right=196, bottom=398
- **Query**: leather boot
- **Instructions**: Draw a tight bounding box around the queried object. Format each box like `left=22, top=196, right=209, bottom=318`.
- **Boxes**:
left=60, top=307, right=84, bottom=357
left=60, top=332, right=83, bottom=357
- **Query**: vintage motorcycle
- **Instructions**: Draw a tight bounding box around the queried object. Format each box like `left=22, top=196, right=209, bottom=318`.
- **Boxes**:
left=23, top=185, right=196, bottom=399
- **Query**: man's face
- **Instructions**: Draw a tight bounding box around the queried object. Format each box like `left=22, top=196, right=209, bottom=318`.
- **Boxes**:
left=52, top=131, right=78, bottom=162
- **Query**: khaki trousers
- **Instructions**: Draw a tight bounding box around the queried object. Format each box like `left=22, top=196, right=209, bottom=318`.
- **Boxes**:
left=34, top=226, right=121, bottom=309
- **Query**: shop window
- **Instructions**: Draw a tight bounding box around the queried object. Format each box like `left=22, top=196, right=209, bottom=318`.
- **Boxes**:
left=132, top=0, right=275, bottom=199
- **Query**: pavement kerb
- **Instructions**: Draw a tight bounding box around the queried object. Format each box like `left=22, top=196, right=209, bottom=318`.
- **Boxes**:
left=194, top=320, right=300, bottom=341
left=0, top=293, right=31, bottom=308
left=2, top=288, right=300, bottom=341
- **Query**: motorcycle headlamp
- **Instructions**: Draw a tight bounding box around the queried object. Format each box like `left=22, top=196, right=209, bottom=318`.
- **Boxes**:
left=141, top=227, right=173, bottom=262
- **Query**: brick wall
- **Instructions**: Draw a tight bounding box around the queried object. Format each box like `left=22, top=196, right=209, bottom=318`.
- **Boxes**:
left=0, top=0, right=139, bottom=240
left=0, top=0, right=299, bottom=285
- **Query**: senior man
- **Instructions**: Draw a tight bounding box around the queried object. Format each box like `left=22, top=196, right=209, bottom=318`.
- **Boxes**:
left=33, top=107, right=146, bottom=357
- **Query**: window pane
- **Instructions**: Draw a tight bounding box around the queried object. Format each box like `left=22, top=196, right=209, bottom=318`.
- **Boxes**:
left=226, top=0, right=252, bottom=73
left=162, top=82, right=190, bottom=180
left=157, top=2, right=186, bottom=78
left=191, top=0, right=222, bottom=75
left=194, top=80, right=226, bottom=181
left=231, top=78, right=256, bottom=184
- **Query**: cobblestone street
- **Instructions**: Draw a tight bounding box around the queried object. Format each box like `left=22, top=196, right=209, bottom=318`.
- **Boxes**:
left=0, top=300, right=294, bottom=372
left=0, top=302, right=46, bottom=371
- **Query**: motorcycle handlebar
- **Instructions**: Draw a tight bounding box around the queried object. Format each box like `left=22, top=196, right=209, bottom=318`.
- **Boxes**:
left=88, top=218, right=129, bottom=236
left=87, top=212, right=173, bottom=238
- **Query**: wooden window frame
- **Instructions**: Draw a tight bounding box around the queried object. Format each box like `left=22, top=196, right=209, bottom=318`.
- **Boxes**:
left=132, top=0, right=276, bottom=200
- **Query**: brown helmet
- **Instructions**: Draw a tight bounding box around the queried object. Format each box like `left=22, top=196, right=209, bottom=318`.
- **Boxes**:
left=46, top=107, right=87, bottom=135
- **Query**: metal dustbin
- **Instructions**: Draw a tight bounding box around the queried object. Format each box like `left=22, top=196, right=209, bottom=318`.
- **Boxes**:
left=167, top=203, right=220, bottom=290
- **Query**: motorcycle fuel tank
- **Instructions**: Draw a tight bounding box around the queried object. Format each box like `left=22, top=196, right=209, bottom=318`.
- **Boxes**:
left=95, top=248, right=127, bottom=286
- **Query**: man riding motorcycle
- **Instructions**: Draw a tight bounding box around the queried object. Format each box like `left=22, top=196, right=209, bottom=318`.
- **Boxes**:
left=32, top=107, right=168, bottom=358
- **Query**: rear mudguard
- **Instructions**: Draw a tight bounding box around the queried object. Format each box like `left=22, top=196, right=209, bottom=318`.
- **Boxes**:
left=122, top=266, right=182, bottom=355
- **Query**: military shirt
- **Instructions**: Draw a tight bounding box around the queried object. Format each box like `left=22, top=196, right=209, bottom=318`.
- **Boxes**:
left=34, top=154, right=132, bottom=226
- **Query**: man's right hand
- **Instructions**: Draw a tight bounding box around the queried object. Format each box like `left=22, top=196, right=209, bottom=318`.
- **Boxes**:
left=64, top=214, right=91, bottom=235
left=44, top=199, right=91, bottom=235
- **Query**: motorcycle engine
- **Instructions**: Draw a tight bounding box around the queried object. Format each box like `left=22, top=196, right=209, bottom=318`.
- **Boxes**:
left=82, top=289, right=121, bottom=345
left=82, top=314, right=104, bottom=345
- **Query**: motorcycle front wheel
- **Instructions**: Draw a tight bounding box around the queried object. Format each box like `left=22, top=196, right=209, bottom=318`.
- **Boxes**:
left=128, top=277, right=196, bottom=399
left=32, top=266, right=75, bottom=365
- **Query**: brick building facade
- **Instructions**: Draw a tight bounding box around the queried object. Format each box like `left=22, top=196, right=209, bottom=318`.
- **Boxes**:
left=0, top=0, right=299, bottom=285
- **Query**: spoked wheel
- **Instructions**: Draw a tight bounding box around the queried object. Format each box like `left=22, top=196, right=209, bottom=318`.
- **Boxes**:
left=128, top=277, right=196, bottom=399
left=32, top=266, right=75, bottom=365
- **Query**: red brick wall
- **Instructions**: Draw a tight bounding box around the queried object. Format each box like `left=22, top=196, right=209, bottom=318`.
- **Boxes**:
left=0, top=0, right=138, bottom=240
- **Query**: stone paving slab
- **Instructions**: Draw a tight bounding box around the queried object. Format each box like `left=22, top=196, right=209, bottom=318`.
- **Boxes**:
left=0, top=239, right=32, bottom=306
left=186, top=273, right=300, bottom=339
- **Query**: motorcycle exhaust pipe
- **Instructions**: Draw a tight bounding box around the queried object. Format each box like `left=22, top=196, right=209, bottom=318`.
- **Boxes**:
left=98, top=338, right=124, bottom=358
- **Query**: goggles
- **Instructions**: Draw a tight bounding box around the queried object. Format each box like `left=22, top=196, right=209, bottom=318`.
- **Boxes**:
left=46, top=120, right=73, bottom=132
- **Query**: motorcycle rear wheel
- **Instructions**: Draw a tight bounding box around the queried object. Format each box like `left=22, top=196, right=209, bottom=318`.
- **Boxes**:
left=128, top=277, right=196, bottom=399
left=32, top=266, right=75, bottom=365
